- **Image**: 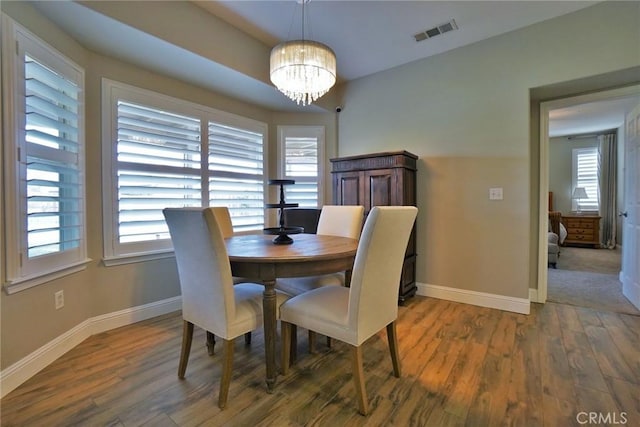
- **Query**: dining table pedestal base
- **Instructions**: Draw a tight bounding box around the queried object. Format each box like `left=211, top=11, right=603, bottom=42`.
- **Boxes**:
left=225, top=234, right=358, bottom=394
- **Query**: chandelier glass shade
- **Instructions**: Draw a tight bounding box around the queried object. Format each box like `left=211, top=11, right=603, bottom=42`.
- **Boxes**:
left=269, top=40, right=336, bottom=106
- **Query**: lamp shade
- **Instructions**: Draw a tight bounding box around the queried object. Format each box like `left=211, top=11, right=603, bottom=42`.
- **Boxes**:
left=572, top=187, right=588, bottom=199
left=270, top=40, right=336, bottom=106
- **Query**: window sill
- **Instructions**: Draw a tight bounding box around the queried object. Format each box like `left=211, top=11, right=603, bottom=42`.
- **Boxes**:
left=3, top=259, right=93, bottom=295
left=102, top=250, right=175, bottom=267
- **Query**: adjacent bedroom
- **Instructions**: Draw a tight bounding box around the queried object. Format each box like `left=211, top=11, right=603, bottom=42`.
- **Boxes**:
left=546, top=97, right=639, bottom=316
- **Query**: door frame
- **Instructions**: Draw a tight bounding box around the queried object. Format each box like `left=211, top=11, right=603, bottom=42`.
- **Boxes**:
left=536, top=84, right=640, bottom=303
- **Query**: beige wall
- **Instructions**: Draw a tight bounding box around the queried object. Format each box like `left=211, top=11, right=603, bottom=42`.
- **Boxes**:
left=337, top=1, right=640, bottom=299
left=419, top=157, right=530, bottom=296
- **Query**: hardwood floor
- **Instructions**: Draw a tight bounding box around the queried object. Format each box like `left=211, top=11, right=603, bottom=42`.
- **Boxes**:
left=1, top=297, right=638, bottom=426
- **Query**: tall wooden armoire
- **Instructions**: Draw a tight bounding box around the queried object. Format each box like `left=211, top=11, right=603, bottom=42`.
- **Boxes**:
left=330, top=150, right=417, bottom=302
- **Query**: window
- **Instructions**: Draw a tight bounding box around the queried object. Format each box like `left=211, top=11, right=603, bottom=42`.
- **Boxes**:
left=102, top=80, right=266, bottom=264
left=277, top=126, right=325, bottom=208
left=572, top=147, right=599, bottom=212
left=2, top=18, right=87, bottom=292
left=209, top=122, right=265, bottom=232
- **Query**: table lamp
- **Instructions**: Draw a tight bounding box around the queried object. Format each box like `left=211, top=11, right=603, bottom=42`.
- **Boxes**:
left=572, top=187, right=588, bottom=214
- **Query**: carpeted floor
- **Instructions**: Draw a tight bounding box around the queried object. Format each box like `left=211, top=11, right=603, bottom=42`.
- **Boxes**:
left=548, top=246, right=640, bottom=315
left=554, top=246, right=622, bottom=275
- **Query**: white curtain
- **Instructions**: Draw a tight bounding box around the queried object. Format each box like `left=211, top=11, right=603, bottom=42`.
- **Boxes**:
left=598, top=132, right=617, bottom=249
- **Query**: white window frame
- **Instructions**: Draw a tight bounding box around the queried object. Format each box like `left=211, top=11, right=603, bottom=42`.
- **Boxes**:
left=277, top=126, right=325, bottom=208
left=2, top=16, right=89, bottom=293
left=102, top=79, right=267, bottom=265
left=572, top=147, right=600, bottom=212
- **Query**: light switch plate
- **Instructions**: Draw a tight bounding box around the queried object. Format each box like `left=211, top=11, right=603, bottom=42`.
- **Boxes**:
left=489, top=187, right=503, bottom=200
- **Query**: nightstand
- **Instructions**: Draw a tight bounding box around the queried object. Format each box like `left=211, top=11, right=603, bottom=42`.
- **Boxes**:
left=562, top=215, right=601, bottom=248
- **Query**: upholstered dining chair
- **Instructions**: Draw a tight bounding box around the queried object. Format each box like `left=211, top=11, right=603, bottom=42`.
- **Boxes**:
left=279, top=206, right=417, bottom=415
left=163, top=207, right=289, bottom=409
left=282, top=207, right=322, bottom=234
left=206, top=206, right=242, bottom=355
left=211, top=206, right=234, bottom=238
left=276, top=205, right=364, bottom=353
left=276, top=205, right=364, bottom=295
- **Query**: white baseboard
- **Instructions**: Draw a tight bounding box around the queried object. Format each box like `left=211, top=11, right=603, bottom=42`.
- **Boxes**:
left=529, top=288, right=540, bottom=303
left=416, top=282, right=530, bottom=315
left=89, top=295, right=181, bottom=334
left=0, top=296, right=181, bottom=399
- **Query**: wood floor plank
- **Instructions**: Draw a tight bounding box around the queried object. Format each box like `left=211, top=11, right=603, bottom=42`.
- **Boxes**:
left=540, top=332, right=576, bottom=401
left=384, top=381, right=439, bottom=426
left=596, top=311, right=640, bottom=378
left=537, top=302, right=562, bottom=337
left=2, top=296, right=637, bottom=426
left=466, top=352, right=513, bottom=427
left=417, top=337, right=466, bottom=394
left=597, top=311, right=640, bottom=341
left=431, top=340, right=488, bottom=421
left=138, top=412, right=179, bottom=427
left=541, top=394, right=577, bottom=427
left=554, top=304, right=584, bottom=333
left=584, top=324, right=637, bottom=384
left=604, top=376, right=640, bottom=426
left=506, top=307, right=544, bottom=427
left=619, top=311, right=640, bottom=332
left=574, top=306, right=604, bottom=328
left=575, top=385, right=626, bottom=423
left=561, top=329, right=609, bottom=393
left=0, top=370, right=120, bottom=425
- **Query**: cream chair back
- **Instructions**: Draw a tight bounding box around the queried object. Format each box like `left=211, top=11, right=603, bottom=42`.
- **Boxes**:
left=316, top=205, right=365, bottom=240
left=163, top=208, right=236, bottom=338
left=210, top=206, right=234, bottom=238
left=348, top=206, right=417, bottom=345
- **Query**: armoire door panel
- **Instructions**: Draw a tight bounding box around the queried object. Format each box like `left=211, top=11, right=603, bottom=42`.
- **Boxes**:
left=366, top=170, right=394, bottom=210
left=335, top=172, right=362, bottom=206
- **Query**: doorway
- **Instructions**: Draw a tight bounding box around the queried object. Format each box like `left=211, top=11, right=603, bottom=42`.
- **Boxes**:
left=537, top=84, right=640, bottom=313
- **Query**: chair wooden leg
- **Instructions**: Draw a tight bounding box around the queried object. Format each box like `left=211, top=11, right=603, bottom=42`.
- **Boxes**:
left=281, top=321, right=291, bottom=375
left=244, top=331, right=252, bottom=346
left=326, top=336, right=332, bottom=348
left=178, top=321, right=194, bottom=378
left=308, top=331, right=317, bottom=354
left=386, top=322, right=402, bottom=378
left=206, top=331, right=216, bottom=356
left=290, top=325, right=297, bottom=363
left=351, top=345, right=368, bottom=416
left=218, top=339, right=234, bottom=409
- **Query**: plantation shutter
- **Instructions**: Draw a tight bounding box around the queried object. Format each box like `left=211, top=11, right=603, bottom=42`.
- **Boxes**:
left=575, top=148, right=600, bottom=211
left=24, top=55, right=83, bottom=258
left=208, top=122, right=265, bottom=232
left=282, top=136, right=319, bottom=208
left=116, top=101, right=202, bottom=243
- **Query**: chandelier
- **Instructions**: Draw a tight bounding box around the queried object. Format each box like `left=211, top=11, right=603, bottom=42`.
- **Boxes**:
left=269, top=1, right=336, bottom=106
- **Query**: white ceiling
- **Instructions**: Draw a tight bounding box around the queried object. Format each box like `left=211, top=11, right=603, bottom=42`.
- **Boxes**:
left=196, top=0, right=598, bottom=82
left=30, top=0, right=634, bottom=134
left=548, top=96, right=639, bottom=138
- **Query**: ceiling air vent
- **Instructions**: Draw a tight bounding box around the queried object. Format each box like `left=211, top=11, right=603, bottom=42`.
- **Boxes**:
left=413, top=19, right=458, bottom=42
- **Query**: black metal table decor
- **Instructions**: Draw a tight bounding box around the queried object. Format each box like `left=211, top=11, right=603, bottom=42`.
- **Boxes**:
left=264, top=179, right=303, bottom=244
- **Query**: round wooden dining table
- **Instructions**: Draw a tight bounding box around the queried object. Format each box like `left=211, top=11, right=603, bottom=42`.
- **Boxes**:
left=225, top=233, right=358, bottom=392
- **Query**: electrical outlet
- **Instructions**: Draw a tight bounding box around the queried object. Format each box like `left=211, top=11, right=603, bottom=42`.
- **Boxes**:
left=489, top=187, right=503, bottom=200
left=55, top=290, right=64, bottom=310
